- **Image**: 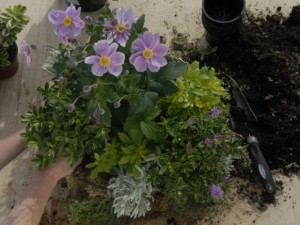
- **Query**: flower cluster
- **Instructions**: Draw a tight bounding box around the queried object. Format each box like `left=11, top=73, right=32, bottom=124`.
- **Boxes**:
left=22, top=4, right=245, bottom=220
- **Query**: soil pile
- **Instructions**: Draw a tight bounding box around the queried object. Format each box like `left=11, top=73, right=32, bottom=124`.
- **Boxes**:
left=176, top=5, right=300, bottom=172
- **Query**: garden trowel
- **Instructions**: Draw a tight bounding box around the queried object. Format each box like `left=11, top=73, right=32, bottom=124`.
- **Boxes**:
left=225, top=74, right=276, bottom=196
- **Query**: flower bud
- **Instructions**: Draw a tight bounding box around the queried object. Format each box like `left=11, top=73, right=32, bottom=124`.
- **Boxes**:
left=83, top=85, right=92, bottom=93
left=64, top=51, right=70, bottom=58
left=114, top=100, right=121, bottom=108
left=67, top=104, right=75, bottom=113
left=99, top=107, right=105, bottom=115
left=85, top=15, right=93, bottom=22
left=82, top=50, right=87, bottom=57
left=72, top=61, right=79, bottom=67
left=122, top=70, right=129, bottom=76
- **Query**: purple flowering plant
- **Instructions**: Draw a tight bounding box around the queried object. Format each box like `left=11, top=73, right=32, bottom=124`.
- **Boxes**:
left=22, top=4, right=246, bottom=218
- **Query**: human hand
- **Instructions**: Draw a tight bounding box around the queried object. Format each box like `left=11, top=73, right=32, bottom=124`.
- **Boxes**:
left=40, top=157, right=82, bottom=182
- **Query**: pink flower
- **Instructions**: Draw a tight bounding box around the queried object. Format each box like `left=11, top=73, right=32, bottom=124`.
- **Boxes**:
left=21, top=40, right=32, bottom=66
left=84, top=40, right=125, bottom=77
left=104, top=7, right=138, bottom=47
left=129, top=32, right=168, bottom=72
left=48, top=4, right=85, bottom=40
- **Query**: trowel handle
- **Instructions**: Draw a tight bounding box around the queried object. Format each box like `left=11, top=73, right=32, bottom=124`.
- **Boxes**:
left=247, top=136, right=276, bottom=195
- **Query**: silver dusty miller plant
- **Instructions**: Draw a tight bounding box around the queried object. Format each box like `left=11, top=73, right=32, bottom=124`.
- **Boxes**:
left=107, top=167, right=156, bottom=218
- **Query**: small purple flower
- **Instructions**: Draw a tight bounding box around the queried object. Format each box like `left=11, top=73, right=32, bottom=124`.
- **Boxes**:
left=21, top=40, right=32, bottom=66
left=129, top=32, right=168, bottom=72
left=223, top=176, right=231, bottom=183
left=48, top=4, right=85, bottom=39
left=211, top=106, right=221, bottom=118
left=84, top=40, right=125, bottom=77
left=211, top=185, right=224, bottom=199
left=204, top=137, right=212, bottom=147
left=104, top=7, right=138, bottom=47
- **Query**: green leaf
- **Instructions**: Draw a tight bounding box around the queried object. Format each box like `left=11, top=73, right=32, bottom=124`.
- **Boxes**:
left=143, top=107, right=161, bottom=121
left=118, top=132, right=131, bottom=144
left=150, top=61, right=188, bottom=82
left=119, top=155, right=131, bottom=165
left=133, top=14, right=145, bottom=33
left=140, top=120, right=161, bottom=142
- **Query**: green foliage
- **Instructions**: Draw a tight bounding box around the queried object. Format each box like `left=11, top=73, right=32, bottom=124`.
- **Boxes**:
left=65, top=197, right=123, bottom=225
left=107, top=167, right=155, bottom=218
left=0, top=4, right=29, bottom=68
left=22, top=5, right=247, bottom=220
left=165, top=61, right=227, bottom=117
left=146, top=106, right=245, bottom=211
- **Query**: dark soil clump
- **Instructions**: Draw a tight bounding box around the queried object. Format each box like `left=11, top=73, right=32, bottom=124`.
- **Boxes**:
left=174, top=5, right=300, bottom=172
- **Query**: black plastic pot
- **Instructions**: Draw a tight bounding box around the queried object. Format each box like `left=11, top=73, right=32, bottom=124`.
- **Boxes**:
left=202, top=0, right=245, bottom=43
left=0, top=42, right=19, bottom=79
left=65, top=0, right=107, bottom=12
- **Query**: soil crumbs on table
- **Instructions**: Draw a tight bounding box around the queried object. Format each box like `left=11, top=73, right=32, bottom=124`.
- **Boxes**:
left=174, top=5, right=300, bottom=174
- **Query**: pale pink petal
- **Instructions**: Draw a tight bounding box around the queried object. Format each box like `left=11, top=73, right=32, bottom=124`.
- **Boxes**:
left=153, top=44, right=168, bottom=57
left=70, top=25, right=81, bottom=36
left=150, top=56, right=167, bottom=67
left=133, top=56, right=148, bottom=72
left=26, top=56, right=32, bottom=66
left=103, top=43, right=118, bottom=56
left=110, top=52, right=125, bottom=65
left=91, top=64, right=107, bottom=76
left=131, top=38, right=145, bottom=51
left=84, top=56, right=99, bottom=64
left=129, top=51, right=142, bottom=64
left=147, top=62, right=160, bottom=72
left=108, top=64, right=122, bottom=76
left=48, top=10, right=65, bottom=25
left=58, top=25, right=70, bottom=37
left=94, top=40, right=110, bottom=55
left=142, top=32, right=155, bottom=48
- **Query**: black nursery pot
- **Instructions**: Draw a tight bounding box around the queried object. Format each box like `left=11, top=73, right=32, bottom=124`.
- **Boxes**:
left=65, top=0, right=107, bottom=12
left=202, top=0, right=245, bottom=43
left=0, top=42, right=19, bottom=79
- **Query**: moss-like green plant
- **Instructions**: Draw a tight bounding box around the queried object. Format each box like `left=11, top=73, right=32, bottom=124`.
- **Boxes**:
left=65, top=197, right=124, bottom=225
left=0, top=4, right=29, bottom=68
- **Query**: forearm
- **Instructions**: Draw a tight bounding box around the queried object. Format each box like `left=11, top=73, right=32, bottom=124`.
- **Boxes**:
left=0, top=170, right=59, bottom=225
left=0, top=129, right=26, bottom=170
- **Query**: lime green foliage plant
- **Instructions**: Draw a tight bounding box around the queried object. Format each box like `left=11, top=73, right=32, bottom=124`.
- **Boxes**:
left=22, top=4, right=245, bottom=220
left=0, top=4, right=29, bottom=68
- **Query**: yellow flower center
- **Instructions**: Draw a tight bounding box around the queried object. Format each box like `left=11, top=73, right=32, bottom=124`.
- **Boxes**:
left=142, top=48, right=154, bottom=59
left=64, top=16, right=72, bottom=27
left=99, top=55, right=111, bottom=67
left=116, top=22, right=127, bottom=33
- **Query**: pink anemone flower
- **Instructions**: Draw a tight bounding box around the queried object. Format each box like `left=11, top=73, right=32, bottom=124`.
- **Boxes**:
left=129, top=32, right=168, bottom=72
left=84, top=40, right=125, bottom=77
left=48, top=4, right=85, bottom=40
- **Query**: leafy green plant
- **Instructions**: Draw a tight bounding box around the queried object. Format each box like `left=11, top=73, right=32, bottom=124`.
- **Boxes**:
left=22, top=4, right=246, bottom=220
left=0, top=4, right=29, bottom=68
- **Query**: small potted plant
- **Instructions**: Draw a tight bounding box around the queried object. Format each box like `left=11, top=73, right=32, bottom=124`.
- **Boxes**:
left=0, top=4, right=29, bottom=79
left=21, top=4, right=246, bottom=222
